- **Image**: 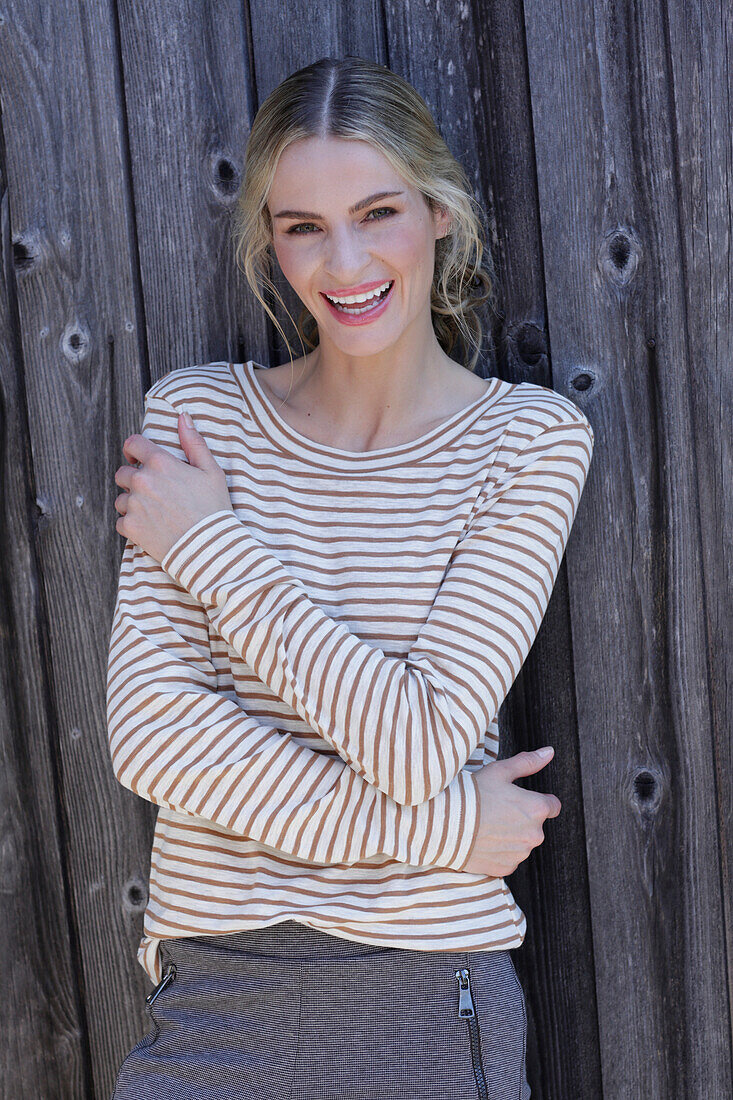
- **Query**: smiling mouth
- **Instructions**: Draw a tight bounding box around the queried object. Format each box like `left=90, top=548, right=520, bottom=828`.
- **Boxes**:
left=322, top=280, right=394, bottom=315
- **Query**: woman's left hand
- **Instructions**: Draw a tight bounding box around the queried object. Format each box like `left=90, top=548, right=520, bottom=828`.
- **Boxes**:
left=114, top=412, right=234, bottom=564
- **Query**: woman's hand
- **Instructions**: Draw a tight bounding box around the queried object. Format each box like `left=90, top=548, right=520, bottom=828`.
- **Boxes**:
left=461, top=748, right=562, bottom=877
left=113, top=412, right=234, bottom=563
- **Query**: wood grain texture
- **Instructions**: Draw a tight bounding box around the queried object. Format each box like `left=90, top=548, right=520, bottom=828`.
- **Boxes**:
left=0, top=1, right=151, bottom=1094
left=0, top=0, right=728, bottom=1096
left=0, top=136, right=92, bottom=1100
left=523, top=0, right=733, bottom=1095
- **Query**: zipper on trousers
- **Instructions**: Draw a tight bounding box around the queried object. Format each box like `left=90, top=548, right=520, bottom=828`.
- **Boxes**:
left=455, top=967, right=489, bottom=1100
left=146, top=962, right=176, bottom=1007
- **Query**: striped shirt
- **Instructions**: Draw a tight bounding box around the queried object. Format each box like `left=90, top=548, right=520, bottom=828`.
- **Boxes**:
left=106, top=359, right=594, bottom=985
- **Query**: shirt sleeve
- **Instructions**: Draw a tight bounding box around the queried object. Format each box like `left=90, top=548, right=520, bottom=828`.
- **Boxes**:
left=105, top=392, right=480, bottom=872
left=158, top=391, right=595, bottom=807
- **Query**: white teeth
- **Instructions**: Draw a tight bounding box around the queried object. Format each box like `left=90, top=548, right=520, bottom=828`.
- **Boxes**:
left=325, top=280, right=392, bottom=306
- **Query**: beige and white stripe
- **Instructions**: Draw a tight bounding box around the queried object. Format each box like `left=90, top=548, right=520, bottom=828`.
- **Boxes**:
left=106, top=360, right=594, bottom=985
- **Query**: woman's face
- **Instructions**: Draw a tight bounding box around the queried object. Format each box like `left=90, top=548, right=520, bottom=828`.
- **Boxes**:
left=266, top=136, right=451, bottom=357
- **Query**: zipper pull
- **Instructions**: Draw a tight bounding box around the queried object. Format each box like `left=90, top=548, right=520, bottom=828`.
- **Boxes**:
left=146, top=962, right=177, bottom=1006
left=454, top=967, right=476, bottom=1019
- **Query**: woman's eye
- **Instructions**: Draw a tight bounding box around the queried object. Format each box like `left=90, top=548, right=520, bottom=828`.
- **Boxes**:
left=285, top=207, right=397, bottom=235
left=364, top=206, right=397, bottom=221
left=286, top=222, right=318, bottom=235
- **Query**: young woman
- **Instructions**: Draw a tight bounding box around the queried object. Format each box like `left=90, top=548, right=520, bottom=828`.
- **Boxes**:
left=107, top=55, right=594, bottom=1100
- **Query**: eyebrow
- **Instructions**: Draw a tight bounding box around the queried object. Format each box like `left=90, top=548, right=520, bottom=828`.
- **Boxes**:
left=272, top=190, right=405, bottom=220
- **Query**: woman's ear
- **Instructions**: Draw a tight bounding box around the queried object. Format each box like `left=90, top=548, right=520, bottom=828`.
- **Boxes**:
left=435, top=204, right=453, bottom=240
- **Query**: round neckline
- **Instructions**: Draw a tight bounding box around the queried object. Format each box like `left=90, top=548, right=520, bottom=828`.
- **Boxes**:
left=233, top=359, right=506, bottom=472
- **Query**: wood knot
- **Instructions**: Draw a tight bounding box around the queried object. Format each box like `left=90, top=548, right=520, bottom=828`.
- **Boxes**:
left=629, top=765, right=664, bottom=816
left=123, top=876, right=148, bottom=914
left=211, top=156, right=239, bottom=200
left=598, top=226, right=642, bottom=288
left=512, top=322, right=547, bottom=367
left=571, top=372, right=594, bottom=392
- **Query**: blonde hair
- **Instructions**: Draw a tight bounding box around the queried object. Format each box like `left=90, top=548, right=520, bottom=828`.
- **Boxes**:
left=231, top=56, right=498, bottom=373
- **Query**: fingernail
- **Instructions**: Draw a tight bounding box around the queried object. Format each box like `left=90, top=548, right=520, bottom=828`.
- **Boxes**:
left=183, top=412, right=194, bottom=428
left=538, top=747, right=553, bottom=758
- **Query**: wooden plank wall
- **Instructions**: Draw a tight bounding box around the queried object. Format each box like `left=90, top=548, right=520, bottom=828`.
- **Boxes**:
left=0, top=1, right=729, bottom=1096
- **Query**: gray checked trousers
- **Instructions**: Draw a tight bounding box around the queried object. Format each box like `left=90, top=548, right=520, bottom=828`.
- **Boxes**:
left=111, top=920, right=531, bottom=1099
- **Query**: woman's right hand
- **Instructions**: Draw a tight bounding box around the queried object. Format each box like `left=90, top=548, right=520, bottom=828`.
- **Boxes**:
left=460, top=748, right=562, bottom=877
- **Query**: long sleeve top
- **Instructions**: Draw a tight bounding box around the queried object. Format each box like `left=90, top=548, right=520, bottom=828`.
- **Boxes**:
left=105, top=359, right=594, bottom=985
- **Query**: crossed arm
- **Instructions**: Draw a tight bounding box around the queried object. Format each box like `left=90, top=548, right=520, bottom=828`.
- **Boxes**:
left=107, top=383, right=593, bottom=872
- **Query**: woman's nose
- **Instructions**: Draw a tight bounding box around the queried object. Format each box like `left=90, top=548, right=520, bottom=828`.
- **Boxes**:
left=322, top=226, right=371, bottom=279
